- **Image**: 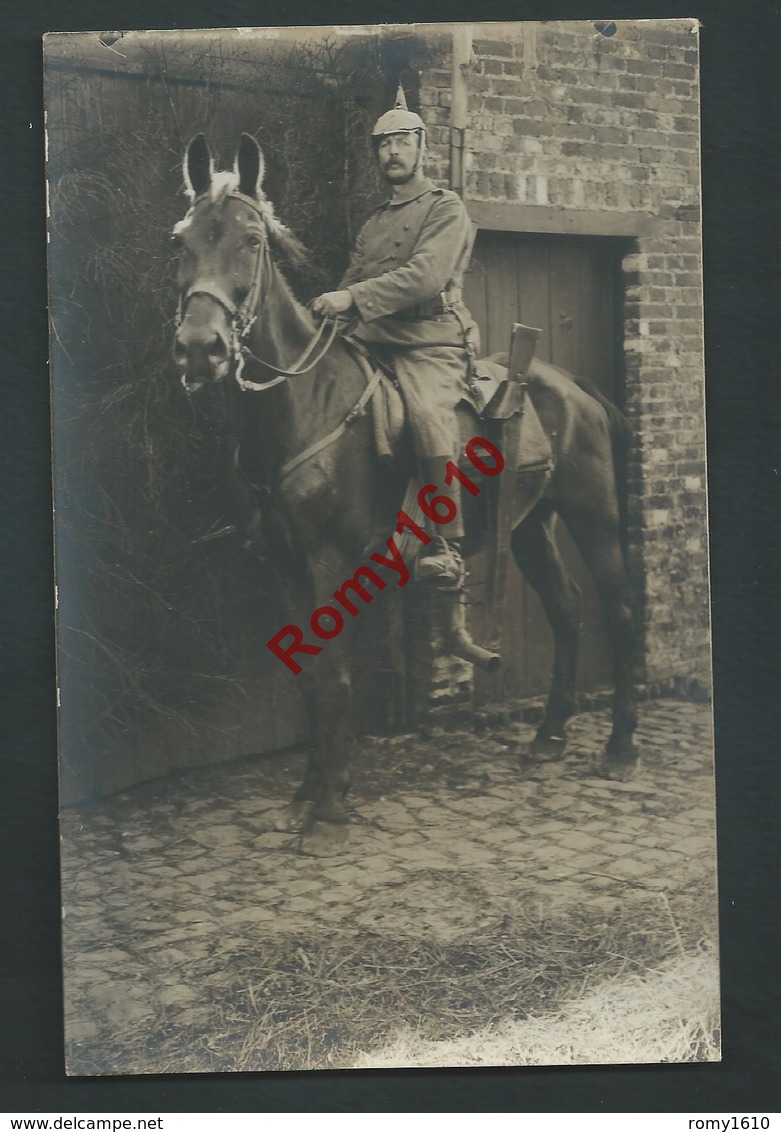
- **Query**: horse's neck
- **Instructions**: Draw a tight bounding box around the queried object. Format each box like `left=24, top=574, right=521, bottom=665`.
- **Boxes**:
left=237, top=260, right=322, bottom=478
left=253, top=258, right=317, bottom=371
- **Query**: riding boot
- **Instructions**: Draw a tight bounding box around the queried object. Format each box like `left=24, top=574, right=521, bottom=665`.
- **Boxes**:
left=416, top=456, right=464, bottom=585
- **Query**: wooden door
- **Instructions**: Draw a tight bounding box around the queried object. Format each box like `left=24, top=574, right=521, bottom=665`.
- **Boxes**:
left=463, top=230, right=625, bottom=702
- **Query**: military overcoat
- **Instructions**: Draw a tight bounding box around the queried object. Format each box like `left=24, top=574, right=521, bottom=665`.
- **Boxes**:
left=339, top=177, right=478, bottom=459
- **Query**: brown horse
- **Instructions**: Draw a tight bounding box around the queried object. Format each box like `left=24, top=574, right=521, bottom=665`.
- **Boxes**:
left=171, top=134, right=638, bottom=855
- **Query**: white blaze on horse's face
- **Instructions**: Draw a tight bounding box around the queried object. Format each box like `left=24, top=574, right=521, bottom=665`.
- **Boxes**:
left=172, top=133, right=266, bottom=392
left=172, top=199, right=264, bottom=386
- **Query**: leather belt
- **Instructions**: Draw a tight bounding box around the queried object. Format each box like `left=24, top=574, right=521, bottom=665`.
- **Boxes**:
left=392, top=289, right=463, bottom=321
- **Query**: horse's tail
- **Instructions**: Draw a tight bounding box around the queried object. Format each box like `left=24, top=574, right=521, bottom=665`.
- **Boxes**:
left=571, top=374, right=632, bottom=555
left=572, top=374, right=633, bottom=465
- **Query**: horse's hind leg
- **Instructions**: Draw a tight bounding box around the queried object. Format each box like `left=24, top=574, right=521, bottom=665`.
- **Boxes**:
left=559, top=503, right=638, bottom=775
left=511, top=502, right=581, bottom=757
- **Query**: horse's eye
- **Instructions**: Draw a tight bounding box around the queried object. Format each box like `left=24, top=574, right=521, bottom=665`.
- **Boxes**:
left=246, top=234, right=261, bottom=249
left=171, top=233, right=182, bottom=249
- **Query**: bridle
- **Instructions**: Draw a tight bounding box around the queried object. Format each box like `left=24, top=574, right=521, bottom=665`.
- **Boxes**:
left=176, top=190, right=339, bottom=394
left=238, top=313, right=341, bottom=392
left=175, top=189, right=383, bottom=486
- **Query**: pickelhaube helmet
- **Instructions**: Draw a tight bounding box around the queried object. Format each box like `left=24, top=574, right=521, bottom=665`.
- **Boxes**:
left=371, top=84, right=426, bottom=145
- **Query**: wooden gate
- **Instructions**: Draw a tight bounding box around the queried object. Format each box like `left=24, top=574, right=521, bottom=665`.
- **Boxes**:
left=463, top=230, right=626, bottom=702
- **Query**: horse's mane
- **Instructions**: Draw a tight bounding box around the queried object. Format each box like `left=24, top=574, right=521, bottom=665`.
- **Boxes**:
left=265, top=217, right=317, bottom=279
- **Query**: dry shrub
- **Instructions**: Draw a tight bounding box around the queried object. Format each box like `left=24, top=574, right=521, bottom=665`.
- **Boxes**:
left=46, top=31, right=440, bottom=797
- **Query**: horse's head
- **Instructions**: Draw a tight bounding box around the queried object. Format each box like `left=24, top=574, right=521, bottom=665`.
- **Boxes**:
left=172, top=133, right=269, bottom=392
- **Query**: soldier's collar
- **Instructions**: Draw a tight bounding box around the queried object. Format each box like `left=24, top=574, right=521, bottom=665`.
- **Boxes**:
left=384, top=177, right=439, bottom=206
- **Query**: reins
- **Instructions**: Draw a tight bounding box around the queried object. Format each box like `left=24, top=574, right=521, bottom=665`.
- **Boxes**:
left=177, top=190, right=383, bottom=485
left=236, top=313, right=341, bottom=392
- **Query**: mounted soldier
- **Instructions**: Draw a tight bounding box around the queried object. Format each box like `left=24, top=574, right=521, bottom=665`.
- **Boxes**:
left=171, top=127, right=638, bottom=850
left=311, top=86, right=478, bottom=584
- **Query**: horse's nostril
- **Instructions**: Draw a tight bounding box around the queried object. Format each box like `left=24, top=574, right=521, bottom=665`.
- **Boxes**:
left=172, top=326, right=229, bottom=372
left=208, top=334, right=228, bottom=361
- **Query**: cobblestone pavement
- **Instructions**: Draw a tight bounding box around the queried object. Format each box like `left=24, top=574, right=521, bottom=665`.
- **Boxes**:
left=60, top=699, right=717, bottom=1067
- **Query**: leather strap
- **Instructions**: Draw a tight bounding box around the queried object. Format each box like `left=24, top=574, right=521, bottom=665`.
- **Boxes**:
left=278, top=359, right=384, bottom=483
left=236, top=316, right=339, bottom=391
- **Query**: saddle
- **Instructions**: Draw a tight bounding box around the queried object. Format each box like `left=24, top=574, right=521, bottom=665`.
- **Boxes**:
left=342, top=337, right=552, bottom=477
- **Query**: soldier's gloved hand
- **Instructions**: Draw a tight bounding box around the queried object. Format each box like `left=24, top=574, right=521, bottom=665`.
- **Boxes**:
left=310, top=290, right=355, bottom=319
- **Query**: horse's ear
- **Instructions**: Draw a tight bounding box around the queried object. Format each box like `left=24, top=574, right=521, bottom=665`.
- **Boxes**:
left=184, top=134, right=213, bottom=200
left=236, top=133, right=264, bottom=198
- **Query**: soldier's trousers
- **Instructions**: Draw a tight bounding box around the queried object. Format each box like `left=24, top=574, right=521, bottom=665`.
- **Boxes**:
left=389, top=345, right=470, bottom=542
left=390, top=345, right=469, bottom=460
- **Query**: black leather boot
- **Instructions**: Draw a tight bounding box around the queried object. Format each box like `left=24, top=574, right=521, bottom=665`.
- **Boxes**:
left=415, top=457, right=464, bottom=584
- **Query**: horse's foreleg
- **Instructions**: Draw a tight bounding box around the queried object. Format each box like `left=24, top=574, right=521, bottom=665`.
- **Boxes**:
left=511, top=505, right=581, bottom=756
left=562, top=507, right=638, bottom=774
left=276, top=552, right=354, bottom=854
left=307, top=638, right=353, bottom=825
left=298, top=640, right=353, bottom=856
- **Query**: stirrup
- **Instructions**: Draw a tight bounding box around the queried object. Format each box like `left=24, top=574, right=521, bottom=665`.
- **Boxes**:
left=416, top=537, right=464, bottom=586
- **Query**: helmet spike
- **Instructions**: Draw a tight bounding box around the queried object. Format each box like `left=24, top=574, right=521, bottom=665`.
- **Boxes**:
left=371, top=85, right=426, bottom=143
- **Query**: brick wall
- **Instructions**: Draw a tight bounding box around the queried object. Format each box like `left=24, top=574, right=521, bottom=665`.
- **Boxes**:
left=418, top=20, right=709, bottom=690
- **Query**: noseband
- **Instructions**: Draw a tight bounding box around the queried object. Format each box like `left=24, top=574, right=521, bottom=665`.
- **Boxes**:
left=175, top=189, right=382, bottom=486
left=175, top=190, right=267, bottom=392
left=176, top=191, right=338, bottom=394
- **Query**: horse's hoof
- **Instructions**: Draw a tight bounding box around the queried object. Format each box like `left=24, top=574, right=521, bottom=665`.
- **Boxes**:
left=601, top=754, right=639, bottom=782
left=529, top=733, right=568, bottom=760
left=299, top=821, right=350, bottom=858
left=274, top=800, right=314, bottom=834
